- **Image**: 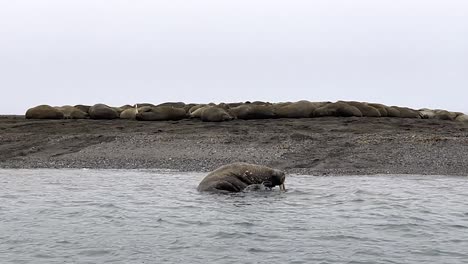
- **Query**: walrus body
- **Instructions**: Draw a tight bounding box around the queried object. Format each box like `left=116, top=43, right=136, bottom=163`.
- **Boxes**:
left=74, top=104, right=91, bottom=114
left=229, top=105, right=276, bottom=120
left=136, top=106, right=187, bottom=121
left=343, top=101, right=381, bottom=117
left=385, top=106, right=401, bottom=117
left=455, top=114, right=468, bottom=122
left=368, top=103, right=388, bottom=117
left=89, top=104, right=120, bottom=120
left=200, top=106, right=233, bottom=122
left=393, top=106, right=421, bottom=119
left=197, top=162, right=286, bottom=192
left=433, top=110, right=457, bottom=121
left=274, top=100, right=323, bottom=118
left=55, top=105, right=88, bottom=119
left=314, top=102, right=363, bottom=117
left=25, top=105, right=64, bottom=119
left=120, top=106, right=138, bottom=120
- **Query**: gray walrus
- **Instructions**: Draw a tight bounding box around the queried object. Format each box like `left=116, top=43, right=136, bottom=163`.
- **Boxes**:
left=197, top=162, right=286, bottom=192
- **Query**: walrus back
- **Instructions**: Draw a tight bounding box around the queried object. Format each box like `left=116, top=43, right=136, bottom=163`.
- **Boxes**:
left=197, top=162, right=283, bottom=192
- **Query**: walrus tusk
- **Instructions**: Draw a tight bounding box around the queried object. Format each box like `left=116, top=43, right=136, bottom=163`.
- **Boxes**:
left=279, top=184, right=285, bottom=191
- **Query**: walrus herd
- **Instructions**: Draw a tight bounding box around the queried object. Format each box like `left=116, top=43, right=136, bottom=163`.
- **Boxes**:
left=25, top=100, right=468, bottom=122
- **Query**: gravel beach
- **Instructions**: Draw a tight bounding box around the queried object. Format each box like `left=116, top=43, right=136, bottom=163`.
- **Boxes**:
left=0, top=115, right=467, bottom=175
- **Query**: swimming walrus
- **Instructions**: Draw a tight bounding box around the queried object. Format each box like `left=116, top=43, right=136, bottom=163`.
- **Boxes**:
left=197, top=162, right=286, bottom=192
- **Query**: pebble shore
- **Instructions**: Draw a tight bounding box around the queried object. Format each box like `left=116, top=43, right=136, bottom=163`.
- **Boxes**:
left=1, top=115, right=467, bottom=176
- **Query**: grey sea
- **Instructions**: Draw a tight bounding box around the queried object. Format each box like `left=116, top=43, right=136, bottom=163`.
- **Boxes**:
left=1, top=169, right=468, bottom=264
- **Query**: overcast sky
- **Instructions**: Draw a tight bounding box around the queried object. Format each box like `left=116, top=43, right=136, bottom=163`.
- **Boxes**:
left=1, top=0, right=467, bottom=114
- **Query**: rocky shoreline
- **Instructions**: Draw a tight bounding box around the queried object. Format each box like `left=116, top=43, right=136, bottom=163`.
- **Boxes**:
left=1, top=115, right=467, bottom=176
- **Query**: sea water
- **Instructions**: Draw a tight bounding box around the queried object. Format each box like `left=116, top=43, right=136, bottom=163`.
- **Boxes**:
left=1, top=169, right=467, bottom=264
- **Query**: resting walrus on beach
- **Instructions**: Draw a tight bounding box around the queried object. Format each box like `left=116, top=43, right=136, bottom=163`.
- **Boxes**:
left=197, top=162, right=286, bottom=192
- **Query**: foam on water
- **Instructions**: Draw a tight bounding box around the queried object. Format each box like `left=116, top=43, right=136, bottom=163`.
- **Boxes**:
left=1, top=169, right=468, bottom=264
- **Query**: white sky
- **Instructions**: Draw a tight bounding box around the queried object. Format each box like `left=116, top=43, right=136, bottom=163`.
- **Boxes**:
left=1, top=0, right=467, bottom=114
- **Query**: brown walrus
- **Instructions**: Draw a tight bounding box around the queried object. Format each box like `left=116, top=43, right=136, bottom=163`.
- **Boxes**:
left=55, top=105, right=88, bottom=119
left=25, top=105, right=64, bottom=119
left=120, top=105, right=139, bottom=120
left=197, top=162, right=286, bottom=192
left=229, top=104, right=276, bottom=119
left=88, top=104, right=120, bottom=120
left=455, top=114, right=468, bottom=122
left=200, top=106, right=233, bottom=122
left=136, top=106, right=187, bottom=121
left=392, top=106, right=421, bottom=119
left=313, top=102, right=363, bottom=117
left=342, top=101, right=381, bottom=117
left=274, top=100, right=324, bottom=118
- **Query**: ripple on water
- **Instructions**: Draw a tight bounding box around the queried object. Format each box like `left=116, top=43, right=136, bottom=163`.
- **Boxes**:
left=1, top=170, right=468, bottom=264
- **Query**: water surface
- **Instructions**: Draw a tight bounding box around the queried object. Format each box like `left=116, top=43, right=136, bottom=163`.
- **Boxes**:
left=1, top=169, right=468, bottom=264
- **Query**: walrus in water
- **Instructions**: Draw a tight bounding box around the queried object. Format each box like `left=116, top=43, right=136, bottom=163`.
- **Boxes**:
left=197, top=163, right=286, bottom=192
left=198, top=163, right=286, bottom=192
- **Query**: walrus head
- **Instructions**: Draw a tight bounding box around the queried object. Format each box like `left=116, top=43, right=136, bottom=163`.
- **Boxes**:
left=247, top=168, right=286, bottom=191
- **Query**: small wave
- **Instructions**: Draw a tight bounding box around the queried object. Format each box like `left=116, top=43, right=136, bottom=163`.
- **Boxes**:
left=212, top=231, right=246, bottom=239
left=247, top=247, right=270, bottom=253
left=233, top=221, right=255, bottom=227
left=0, top=194, right=19, bottom=199
left=180, top=219, right=212, bottom=226
left=78, top=249, right=112, bottom=257
left=448, top=224, right=468, bottom=229
left=33, top=254, right=54, bottom=259
left=56, top=240, right=72, bottom=244
left=318, top=234, right=364, bottom=241
left=90, top=202, right=122, bottom=209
